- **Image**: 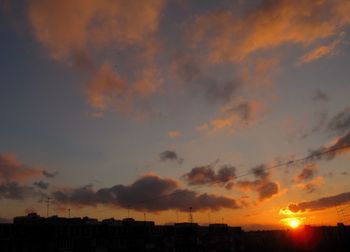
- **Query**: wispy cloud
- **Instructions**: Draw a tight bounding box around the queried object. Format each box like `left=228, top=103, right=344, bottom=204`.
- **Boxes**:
left=42, top=170, right=59, bottom=179
left=327, top=107, right=350, bottom=135
left=298, top=37, right=344, bottom=65
left=167, top=131, right=183, bottom=138
left=198, top=99, right=267, bottom=133
left=33, top=181, right=50, bottom=190
left=312, top=89, right=329, bottom=102
left=188, top=0, right=350, bottom=63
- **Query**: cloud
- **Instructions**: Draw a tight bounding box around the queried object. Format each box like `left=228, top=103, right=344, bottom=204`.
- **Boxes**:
left=0, top=153, right=42, bottom=182
left=0, top=182, right=43, bottom=200
left=27, top=0, right=165, bottom=61
left=285, top=191, right=350, bottom=213
left=52, top=174, right=239, bottom=212
left=293, top=163, right=318, bottom=183
left=42, top=170, right=59, bottom=179
left=188, top=0, right=350, bottom=63
left=170, top=53, right=243, bottom=105
left=159, top=151, right=184, bottom=164
left=312, top=89, right=329, bottom=102
left=200, top=99, right=267, bottom=132
left=308, top=131, right=350, bottom=161
left=85, top=63, right=163, bottom=118
left=24, top=0, right=165, bottom=117
left=298, top=38, right=343, bottom=65
left=33, top=181, right=50, bottom=190
left=235, top=164, right=279, bottom=201
left=327, top=107, right=350, bottom=135
left=296, top=176, right=325, bottom=193
left=183, top=164, right=236, bottom=187
left=167, top=131, right=183, bottom=138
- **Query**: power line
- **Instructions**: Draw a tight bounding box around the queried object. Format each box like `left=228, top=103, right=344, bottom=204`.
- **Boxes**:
left=51, top=143, right=350, bottom=217
left=124, top=143, right=350, bottom=209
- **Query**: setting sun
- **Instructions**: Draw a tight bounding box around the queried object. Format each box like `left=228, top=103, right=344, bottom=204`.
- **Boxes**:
left=289, top=219, right=300, bottom=229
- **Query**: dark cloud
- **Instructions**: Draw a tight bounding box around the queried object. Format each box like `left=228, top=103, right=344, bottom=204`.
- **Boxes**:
left=42, top=170, right=59, bottom=178
left=33, top=181, right=50, bottom=190
left=226, top=101, right=257, bottom=122
left=327, top=107, right=350, bottom=135
left=235, top=164, right=279, bottom=201
left=251, top=164, right=269, bottom=180
left=183, top=164, right=236, bottom=187
left=172, top=53, right=202, bottom=83
left=159, top=150, right=184, bottom=164
left=312, top=90, right=329, bottom=102
left=52, top=174, right=239, bottom=212
left=257, top=182, right=279, bottom=201
left=171, top=53, right=242, bottom=105
left=299, top=180, right=322, bottom=193
left=205, top=79, right=241, bottom=104
left=0, top=182, right=43, bottom=200
left=308, top=131, right=350, bottom=161
left=293, top=163, right=317, bottom=182
left=286, top=191, right=350, bottom=213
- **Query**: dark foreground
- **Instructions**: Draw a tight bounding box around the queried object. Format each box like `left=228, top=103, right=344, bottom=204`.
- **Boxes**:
left=0, top=213, right=349, bottom=252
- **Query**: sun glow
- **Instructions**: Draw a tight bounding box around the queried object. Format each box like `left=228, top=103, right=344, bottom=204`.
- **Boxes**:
left=289, top=219, right=300, bottom=229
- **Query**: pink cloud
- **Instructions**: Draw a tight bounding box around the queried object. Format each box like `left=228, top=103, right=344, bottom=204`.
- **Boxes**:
left=0, top=153, right=42, bottom=182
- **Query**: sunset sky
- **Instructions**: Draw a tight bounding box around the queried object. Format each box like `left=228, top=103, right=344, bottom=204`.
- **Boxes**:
left=1, top=0, right=350, bottom=229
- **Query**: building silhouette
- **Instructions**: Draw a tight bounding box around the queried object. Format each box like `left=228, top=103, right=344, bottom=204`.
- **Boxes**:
left=0, top=213, right=349, bottom=251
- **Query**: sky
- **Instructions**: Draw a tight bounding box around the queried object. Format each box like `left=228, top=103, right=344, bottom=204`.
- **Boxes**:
left=0, top=0, right=350, bottom=230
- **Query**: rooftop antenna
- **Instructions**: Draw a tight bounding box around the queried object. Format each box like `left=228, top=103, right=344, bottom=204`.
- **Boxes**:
left=127, top=205, right=130, bottom=218
left=68, top=208, right=71, bottom=218
left=175, top=210, right=179, bottom=223
left=45, top=197, right=52, bottom=217
left=188, top=207, right=193, bottom=223
left=208, top=212, right=211, bottom=225
left=144, top=213, right=146, bottom=222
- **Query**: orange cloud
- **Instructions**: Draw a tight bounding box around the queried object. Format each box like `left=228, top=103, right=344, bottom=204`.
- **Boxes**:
left=28, top=0, right=165, bottom=60
left=85, top=63, right=127, bottom=112
left=167, top=131, right=183, bottom=138
left=296, top=176, right=325, bottom=193
left=27, top=0, right=165, bottom=117
left=85, top=63, right=162, bottom=117
left=200, top=99, right=267, bottom=132
left=189, top=0, right=350, bottom=63
left=293, top=163, right=319, bottom=183
left=298, top=37, right=344, bottom=65
left=0, top=153, right=42, bottom=182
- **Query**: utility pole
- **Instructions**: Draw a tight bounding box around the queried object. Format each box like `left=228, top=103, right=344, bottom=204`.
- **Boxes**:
left=127, top=205, right=130, bottom=218
left=68, top=208, right=71, bottom=218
